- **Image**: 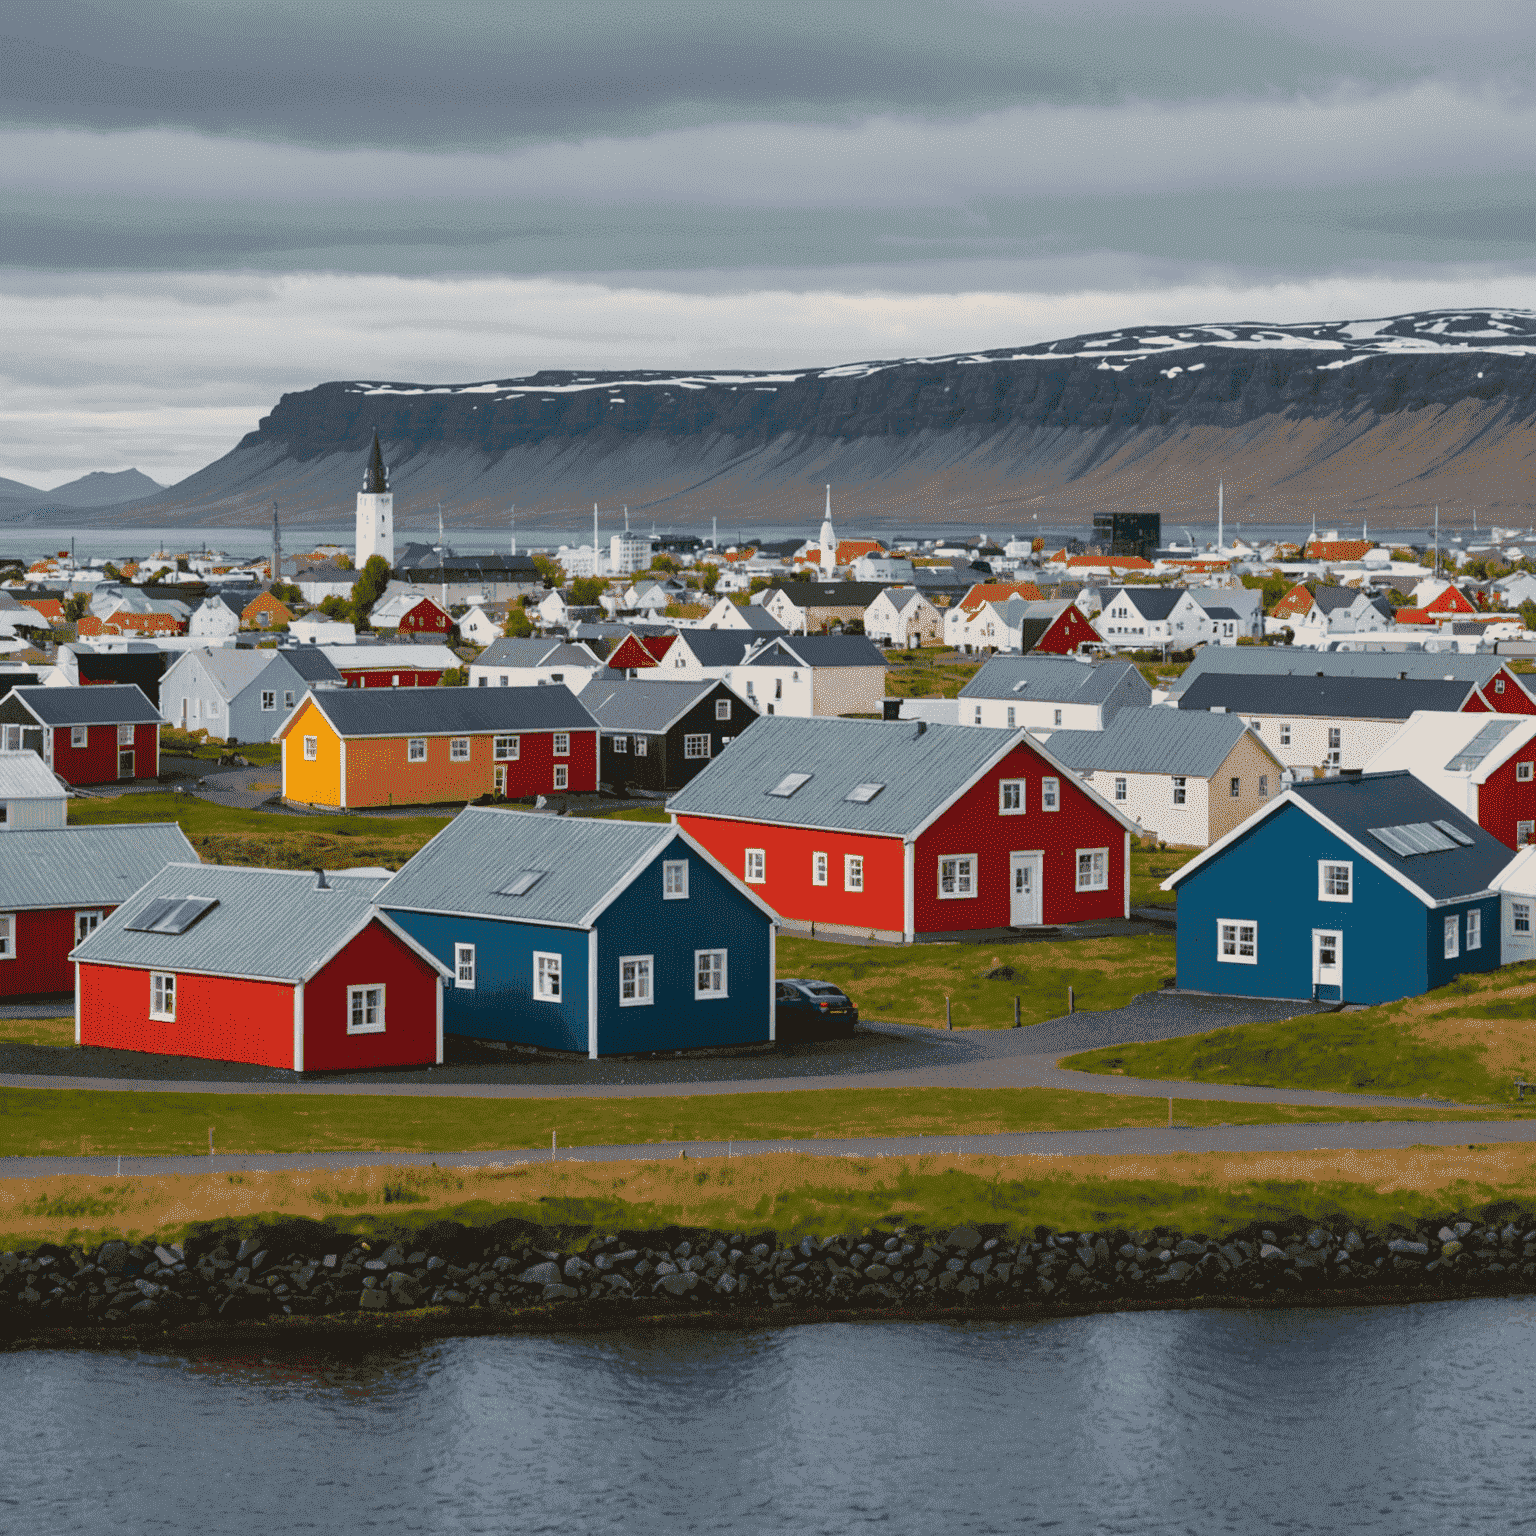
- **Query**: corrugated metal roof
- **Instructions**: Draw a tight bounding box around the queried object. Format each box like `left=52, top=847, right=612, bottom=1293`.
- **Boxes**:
left=306, top=685, right=596, bottom=739
left=742, top=635, right=887, bottom=668
left=581, top=678, right=738, bottom=733
left=378, top=806, right=680, bottom=926
left=0, top=750, right=66, bottom=801
left=280, top=647, right=344, bottom=684
left=0, top=822, right=196, bottom=910
left=674, top=632, right=761, bottom=666
left=171, top=649, right=274, bottom=700
left=959, top=656, right=1144, bottom=704
left=12, top=683, right=160, bottom=726
left=1178, top=672, right=1471, bottom=720
left=74, top=863, right=399, bottom=980
left=316, top=644, right=461, bottom=670
left=473, top=638, right=600, bottom=670
left=667, top=716, right=1023, bottom=837
left=1166, top=647, right=1511, bottom=699
left=1042, top=708, right=1263, bottom=779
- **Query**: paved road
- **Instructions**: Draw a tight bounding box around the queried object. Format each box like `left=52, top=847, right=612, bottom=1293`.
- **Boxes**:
left=4, top=1118, right=1532, bottom=1183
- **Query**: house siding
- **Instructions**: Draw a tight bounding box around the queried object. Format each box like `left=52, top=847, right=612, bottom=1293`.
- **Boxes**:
left=1238, top=713, right=1405, bottom=773
left=601, top=690, right=752, bottom=793
left=1083, top=768, right=1213, bottom=848
left=300, top=919, right=442, bottom=1071
left=1477, top=749, right=1536, bottom=849
left=1206, top=733, right=1288, bottom=842
left=2, top=906, right=117, bottom=996
left=49, top=720, right=159, bottom=785
left=1033, top=608, right=1099, bottom=654
left=345, top=728, right=597, bottom=808
left=281, top=699, right=344, bottom=806
left=335, top=664, right=447, bottom=688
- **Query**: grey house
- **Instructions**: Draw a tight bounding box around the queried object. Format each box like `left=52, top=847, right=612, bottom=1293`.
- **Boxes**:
left=161, top=647, right=343, bottom=742
left=581, top=677, right=757, bottom=791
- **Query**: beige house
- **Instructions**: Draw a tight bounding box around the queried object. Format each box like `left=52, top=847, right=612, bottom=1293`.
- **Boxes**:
left=727, top=634, right=887, bottom=717
left=762, top=581, right=887, bottom=634
left=1044, top=707, right=1286, bottom=847
left=864, top=587, right=943, bottom=647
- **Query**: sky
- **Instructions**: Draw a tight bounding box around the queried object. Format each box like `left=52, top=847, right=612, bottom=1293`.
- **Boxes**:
left=3, top=0, right=1534, bottom=488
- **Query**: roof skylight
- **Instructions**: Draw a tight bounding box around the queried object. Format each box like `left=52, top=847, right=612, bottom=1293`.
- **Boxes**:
left=1433, top=819, right=1475, bottom=847
left=769, top=772, right=812, bottom=798
left=498, top=870, right=547, bottom=896
left=845, top=782, right=885, bottom=803
left=1368, top=823, right=1460, bottom=857
left=125, top=896, right=219, bottom=935
left=1444, top=719, right=1518, bottom=772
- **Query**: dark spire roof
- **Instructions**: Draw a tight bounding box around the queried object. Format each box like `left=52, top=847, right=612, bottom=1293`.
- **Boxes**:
left=363, top=430, right=389, bottom=494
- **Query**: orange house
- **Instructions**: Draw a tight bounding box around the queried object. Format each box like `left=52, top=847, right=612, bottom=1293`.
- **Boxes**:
left=242, top=591, right=293, bottom=630
left=278, top=685, right=598, bottom=808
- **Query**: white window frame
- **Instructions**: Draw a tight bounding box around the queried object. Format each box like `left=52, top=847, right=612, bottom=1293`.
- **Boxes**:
left=998, top=779, right=1025, bottom=815
left=1520, top=761, right=1534, bottom=783
left=1520, top=820, right=1536, bottom=847
left=449, top=737, right=471, bottom=761
left=407, top=737, right=427, bottom=763
left=1279, top=723, right=1291, bottom=746
left=0, top=912, right=13, bottom=960
left=1444, top=914, right=1460, bottom=960
left=683, top=734, right=711, bottom=760
left=634, top=736, right=648, bottom=757
left=494, top=734, right=520, bottom=760
left=553, top=732, right=570, bottom=756
left=117, top=723, right=136, bottom=746
left=534, top=951, right=562, bottom=1001
left=715, top=699, right=731, bottom=721
left=150, top=971, right=176, bottom=1020
left=1114, top=777, right=1127, bottom=802
left=71, top=725, right=88, bottom=748
left=1041, top=777, right=1060, bottom=812
left=1467, top=908, right=1482, bottom=952
left=303, top=735, right=318, bottom=761
left=1318, top=860, right=1353, bottom=903
left=1327, top=726, right=1342, bottom=750
left=1006, top=706, right=1016, bottom=728
left=612, top=734, right=628, bottom=752
left=1514, top=901, right=1531, bottom=935
left=1229, top=777, right=1241, bottom=798
left=1076, top=847, right=1109, bottom=891
left=553, top=764, right=568, bottom=790
left=812, top=851, right=828, bottom=886
left=261, top=690, right=277, bottom=712
left=75, top=910, right=102, bottom=945
left=454, top=943, right=476, bottom=989
left=1217, top=919, right=1258, bottom=965
left=1259, top=775, right=1269, bottom=797
left=620, top=954, right=654, bottom=1007
left=347, top=983, right=386, bottom=1034
left=1171, top=776, right=1186, bottom=805
left=938, top=854, right=977, bottom=899
left=745, top=848, right=766, bottom=884
left=1053, top=708, right=1063, bottom=726
left=844, top=854, right=864, bottom=892
left=695, top=948, right=728, bottom=1000
left=663, top=859, right=689, bottom=899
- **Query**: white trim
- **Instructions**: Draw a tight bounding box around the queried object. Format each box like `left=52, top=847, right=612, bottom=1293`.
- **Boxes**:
left=812, top=851, right=828, bottom=886
left=588, top=928, right=599, bottom=1059
left=844, top=853, right=864, bottom=892
left=0, top=911, right=13, bottom=962
left=338, top=736, right=347, bottom=809
left=998, top=777, right=1026, bottom=815
left=1318, top=859, right=1353, bottom=903
left=534, top=950, right=562, bottom=1002
left=293, top=983, right=304, bottom=1072
left=662, top=858, right=689, bottom=899
left=454, top=941, right=476, bottom=989
left=1075, top=846, right=1109, bottom=892
left=74, top=958, right=80, bottom=1047
left=1216, top=917, right=1258, bottom=964
left=618, top=953, right=654, bottom=1007
left=1122, top=830, right=1131, bottom=919
left=435, top=976, right=444, bottom=1064
left=744, top=847, right=766, bottom=884
left=150, top=971, right=176, bottom=1020
left=694, top=947, right=728, bottom=999
left=937, top=853, right=977, bottom=899
left=1467, top=906, right=1483, bottom=951
left=768, top=922, right=777, bottom=1041
left=346, top=982, right=386, bottom=1034
left=903, top=839, right=915, bottom=941
left=1444, top=912, right=1460, bottom=959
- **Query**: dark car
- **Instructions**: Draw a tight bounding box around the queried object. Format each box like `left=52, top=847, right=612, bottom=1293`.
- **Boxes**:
left=775, top=978, right=858, bottom=1042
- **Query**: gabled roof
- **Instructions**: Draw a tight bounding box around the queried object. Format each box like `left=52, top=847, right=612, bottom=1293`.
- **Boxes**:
left=1165, top=646, right=1516, bottom=700
left=1177, top=672, right=1473, bottom=721
left=378, top=805, right=775, bottom=928
left=1108, top=587, right=1184, bottom=619
left=1043, top=707, right=1276, bottom=779
left=278, top=646, right=344, bottom=684
left=740, top=634, right=886, bottom=669
left=1305, top=539, right=1374, bottom=561
left=1312, top=585, right=1369, bottom=613
left=581, top=678, right=749, bottom=734
left=318, top=643, right=461, bottom=670
left=769, top=581, right=888, bottom=608
left=1363, top=709, right=1536, bottom=788
left=671, top=630, right=762, bottom=666
left=667, top=716, right=1135, bottom=839
left=1166, top=770, right=1512, bottom=908
left=171, top=648, right=279, bottom=701
left=286, top=685, right=596, bottom=740
left=730, top=605, right=784, bottom=630
left=9, top=683, right=160, bottom=726
left=472, top=637, right=600, bottom=670
left=959, top=655, right=1146, bottom=705
left=957, top=581, right=1044, bottom=612
left=0, top=750, right=66, bottom=801
left=73, top=862, right=448, bottom=983
left=0, top=822, right=196, bottom=910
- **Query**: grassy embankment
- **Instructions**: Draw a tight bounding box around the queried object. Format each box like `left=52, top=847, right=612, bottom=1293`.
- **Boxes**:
left=10, top=1143, right=1536, bottom=1253
left=1064, top=962, right=1536, bottom=1106
left=883, top=648, right=982, bottom=698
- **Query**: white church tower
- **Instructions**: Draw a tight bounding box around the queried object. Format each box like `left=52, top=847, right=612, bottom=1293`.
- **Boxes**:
left=818, top=484, right=836, bottom=580
left=356, top=430, right=394, bottom=568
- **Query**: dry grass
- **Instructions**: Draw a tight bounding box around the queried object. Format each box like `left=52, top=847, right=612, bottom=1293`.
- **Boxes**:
left=0, top=1016, right=74, bottom=1048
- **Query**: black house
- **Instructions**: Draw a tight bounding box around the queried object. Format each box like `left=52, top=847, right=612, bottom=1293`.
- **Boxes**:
left=580, top=678, right=757, bottom=792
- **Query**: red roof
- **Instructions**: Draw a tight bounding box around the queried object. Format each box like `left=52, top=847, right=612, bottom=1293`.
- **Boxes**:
left=1270, top=582, right=1316, bottom=617
left=1065, top=554, right=1154, bottom=571
left=958, top=581, right=1044, bottom=611
left=1305, top=539, right=1374, bottom=561
left=1424, top=585, right=1478, bottom=614
left=18, top=598, right=62, bottom=622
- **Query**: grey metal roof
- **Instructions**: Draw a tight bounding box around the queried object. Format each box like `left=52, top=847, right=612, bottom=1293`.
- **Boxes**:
left=729, top=605, right=784, bottom=631
left=0, top=822, right=196, bottom=910
left=280, top=647, right=344, bottom=684
left=11, top=683, right=161, bottom=726
left=674, top=631, right=762, bottom=666
left=0, top=750, right=66, bottom=801
left=742, top=635, right=887, bottom=669
left=1178, top=672, right=1472, bottom=720
left=1203, top=607, right=1241, bottom=622
left=769, top=581, right=888, bottom=607
left=959, top=655, right=1145, bottom=705
left=1311, top=586, right=1366, bottom=612
left=1042, top=707, right=1266, bottom=779
left=73, top=864, right=406, bottom=981
left=306, top=685, right=596, bottom=738
left=580, top=678, right=742, bottom=733
left=667, top=716, right=1024, bottom=837
left=378, top=806, right=684, bottom=927
left=1165, top=647, right=1512, bottom=699
left=1110, top=587, right=1184, bottom=619
left=473, top=637, right=600, bottom=670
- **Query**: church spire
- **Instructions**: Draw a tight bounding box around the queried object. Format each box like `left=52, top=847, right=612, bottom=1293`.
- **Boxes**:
left=363, top=430, right=388, bottom=493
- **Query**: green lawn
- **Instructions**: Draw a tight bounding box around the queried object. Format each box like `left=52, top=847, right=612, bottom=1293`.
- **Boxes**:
left=1129, top=843, right=1200, bottom=907
left=883, top=648, right=982, bottom=699
left=159, top=728, right=280, bottom=767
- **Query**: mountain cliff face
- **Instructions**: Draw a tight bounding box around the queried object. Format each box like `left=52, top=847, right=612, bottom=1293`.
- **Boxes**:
left=80, top=310, right=1536, bottom=530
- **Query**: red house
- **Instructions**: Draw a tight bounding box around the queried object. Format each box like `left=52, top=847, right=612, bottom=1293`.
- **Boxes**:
left=1024, top=602, right=1101, bottom=655
left=326, top=644, right=461, bottom=688
left=73, top=864, right=450, bottom=1071
left=667, top=715, right=1137, bottom=942
left=373, top=592, right=454, bottom=634
left=0, top=684, right=161, bottom=785
left=0, top=823, right=195, bottom=998
left=607, top=630, right=678, bottom=674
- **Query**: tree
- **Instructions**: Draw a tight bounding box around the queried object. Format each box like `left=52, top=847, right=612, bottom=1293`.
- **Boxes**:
left=270, top=582, right=302, bottom=606
left=570, top=576, right=606, bottom=605
left=533, top=554, right=565, bottom=588
left=318, top=594, right=352, bottom=620
left=649, top=552, right=678, bottom=573
left=697, top=563, right=720, bottom=593
left=351, top=554, right=392, bottom=627
left=436, top=667, right=468, bottom=687
left=334, top=553, right=354, bottom=571
left=1521, top=600, right=1536, bottom=632
left=62, top=593, right=90, bottom=623
left=503, top=605, right=533, bottom=638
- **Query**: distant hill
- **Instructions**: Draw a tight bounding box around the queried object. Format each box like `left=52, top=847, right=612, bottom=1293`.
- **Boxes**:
left=0, top=474, right=42, bottom=501
left=42, top=309, right=1536, bottom=530
left=39, top=469, right=163, bottom=508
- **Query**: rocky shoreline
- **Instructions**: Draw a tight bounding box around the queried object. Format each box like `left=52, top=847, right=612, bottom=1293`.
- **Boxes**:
left=5, top=1210, right=1536, bottom=1344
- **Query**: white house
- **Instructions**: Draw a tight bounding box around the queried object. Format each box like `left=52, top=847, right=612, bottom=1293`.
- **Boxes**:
left=459, top=603, right=512, bottom=647
left=1095, top=587, right=1211, bottom=650
left=701, top=596, right=784, bottom=633
left=849, top=552, right=915, bottom=583
left=864, top=587, right=943, bottom=647
left=957, top=655, right=1152, bottom=732
left=291, top=617, right=356, bottom=645
left=466, top=637, right=605, bottom=692
left=1491, top=846, right=1536, bottom=963
left=727, top=634, right=887, bottom=718
left=187, top=592, right=243, bottom=640
left=0, top=750, right=67, bottom=830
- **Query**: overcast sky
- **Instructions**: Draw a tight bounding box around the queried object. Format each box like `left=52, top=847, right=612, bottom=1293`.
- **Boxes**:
left=5, top=0, right=1534, bottom=486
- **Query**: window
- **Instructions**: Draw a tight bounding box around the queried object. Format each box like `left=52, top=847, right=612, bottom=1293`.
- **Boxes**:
left=695, top=949, right=727, bottom=998
left=553, top=733, right=570, bottom=756
left=846, top=782, right=885, bottom=803
left=1114, top=777, right=1127, bottom=802
left=972, top=705, right=982, bottom=725
left=0, top=913, right=11, bottom=959
left=715, top=699, right=731, bottom=721
left=1467, top=909, right=1482, bottom=951
left=1217, top=920, right=1258, bottom=964
left=284, top=690, right=295, bottom=709
left=620, top=955, right=654, bottom=1006
left=769, top=772, right=811, bottom=797
left=1053, top=708, right=1063, bottom=727
left=495, top=735, right=520, bottom=760
left=1444, top=914, right=1460, bottom=959
left=455, top=944, right=475, bottom=989
left=1006, top=706, right=1016, bottom=728
left=1497, top=678, right=1507, bottom=694
left=75, top=911, right=101, bottom=944
left=1259, top=775, right=1269, bottom=797
left=150, top=972, right=176, bottom=1020
left=999, top=779, right=1024, bottom=815
left=1041, top=777, right=1059, bottom=812
left=634, top=736, right=648, bottom=757
left=303, top=735, right=318, bottom=761
left=4, top=725, right=21, bottom=750
left=391, top=675, right=400, bottom=687
left=1280, top=724, right=1291, bottom=746
left=745, top=848, right=766, bottom=883
left=1229, top=777, right=1241, bottom=798
left=348, top=984, right=385, bottom=1033
left=1514, top=902, right=1531, bottom=935
left=612, top=735, right=628, bottom=753
left=1319, top=861, right=1353, bottom=902
left=663, top=859, right=689, bottom=899
left=844, top=854, right=864, bottom=892
left=0, top=804, right=6, bottom=825
left=1076, top=848, right=1108, bottom=891
left=553, top=764, right=568, bottom=790
left=684, top=734, right=710, bottom=759
left=534, top=952, right=562, bottom=1001
left=777, top=680, right=785, bottom=701
left=938, top=855, right=976, bottom=898
left=1328, top=727, right=1341, bottom=750
left=408, top=738, right=427, bottom=762
left=1172, top=776, right=1186, bottom=805
left=1520, top=821, right=1535, bottom=847
left=261, top=690, right=276, bottom=711
left=812, top=851, right=828, bottom=886
left=447, top=737, right=470, bottom=762
left=1520, top=761, right=1534, bottom=783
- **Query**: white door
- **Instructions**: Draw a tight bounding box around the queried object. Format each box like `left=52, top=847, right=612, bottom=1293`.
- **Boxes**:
left=1313, top=929, right=1343, bottom=999
left=1010, top=852, right=1042, bottom=927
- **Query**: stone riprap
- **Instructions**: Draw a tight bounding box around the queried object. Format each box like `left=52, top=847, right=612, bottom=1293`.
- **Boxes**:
left=5, top=1212, right=1536, bottom=1335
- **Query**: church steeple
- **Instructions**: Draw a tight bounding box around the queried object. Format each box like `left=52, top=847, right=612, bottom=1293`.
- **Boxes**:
left=356, top=429, right=394, bottom=568
left=363, top=430, right=389, bottom=494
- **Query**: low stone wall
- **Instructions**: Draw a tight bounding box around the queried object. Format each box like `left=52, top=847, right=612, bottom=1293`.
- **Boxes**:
left=5, top=1210, right=1536, bottom=1337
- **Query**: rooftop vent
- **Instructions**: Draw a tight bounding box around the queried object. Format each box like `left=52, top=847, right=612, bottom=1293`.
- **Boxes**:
left=125, top=895, right=219, bottom=935
left=498, top=869, right=547, bottom=897
left=314, top=868, right=330, bottom=891
left=768, top=772, right=812, bottom=798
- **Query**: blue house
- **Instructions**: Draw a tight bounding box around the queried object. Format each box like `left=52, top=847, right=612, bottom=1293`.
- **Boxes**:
left=1165, top=770, right=1512, bottom=1005
left=378, top=807, right=776, bottom=1057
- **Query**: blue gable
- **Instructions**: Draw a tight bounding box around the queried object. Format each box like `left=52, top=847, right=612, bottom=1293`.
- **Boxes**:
left=1175, top=800, right=1499, bottom=1005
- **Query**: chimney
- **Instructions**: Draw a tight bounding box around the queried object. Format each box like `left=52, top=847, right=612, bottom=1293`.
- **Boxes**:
left=914, top=719, right=927, bottom=737
left=314, top=869, right=331, bottom=890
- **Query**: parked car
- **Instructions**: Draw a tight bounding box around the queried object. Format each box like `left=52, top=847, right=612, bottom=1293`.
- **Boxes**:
left=775, top=978, right=858, bottom=1041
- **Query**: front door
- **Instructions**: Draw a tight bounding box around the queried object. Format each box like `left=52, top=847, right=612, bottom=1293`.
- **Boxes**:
left=494, top=763, right=507, bottom=797
left=1313, top=929, right=1343, bottom=1001
left=1010, top=852, right=1042, bottom=927
left=118, top=749, right=134, bottom=780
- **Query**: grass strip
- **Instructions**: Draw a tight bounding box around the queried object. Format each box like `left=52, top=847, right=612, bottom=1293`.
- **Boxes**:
left=1, top=1083, right=1528, bottom=1161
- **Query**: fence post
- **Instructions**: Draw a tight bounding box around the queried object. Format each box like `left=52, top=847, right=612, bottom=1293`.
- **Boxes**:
left=1069, top=986, right=1075, bottom=1014
left=1013, top=995, right=1020, bottom=1028
left=946, top=995, right=952, bottom=1031
left=1168, top=1097, right=1173, bottom=1128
